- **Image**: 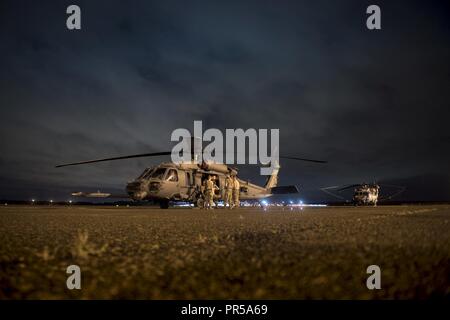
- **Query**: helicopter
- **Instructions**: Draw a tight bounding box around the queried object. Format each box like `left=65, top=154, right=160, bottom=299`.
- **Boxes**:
left=321, top=183, right=405, bottom=206
left=56, top=144, right=327, bottom=209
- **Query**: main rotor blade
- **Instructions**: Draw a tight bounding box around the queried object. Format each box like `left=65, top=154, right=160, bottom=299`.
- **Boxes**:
left=336, top=184, right=361, bottom=192
left=56, top=151, right=327, bottom=168
left=378, top=184, right=406, bottom=201
left=56, top=151, right=172, bottom=168
left=280, top=156, right=327, bottom=164
left=320, top=187, right=347, bottom=200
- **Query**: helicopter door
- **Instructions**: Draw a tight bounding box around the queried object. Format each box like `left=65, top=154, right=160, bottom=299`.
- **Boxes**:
left=182, top=172, right=194, bottom=200
left=165, top=169, right=181, bottom=199
left=174, top=170, right=188, bottom=200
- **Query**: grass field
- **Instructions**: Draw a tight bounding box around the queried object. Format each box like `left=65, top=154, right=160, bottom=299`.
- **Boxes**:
left=0, top=205, right=449, bottom=299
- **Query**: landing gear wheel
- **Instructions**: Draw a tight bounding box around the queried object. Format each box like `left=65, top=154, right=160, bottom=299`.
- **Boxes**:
left=195, top=198, right=204, bottom=209
left=159, top=200, right=169, bottom=209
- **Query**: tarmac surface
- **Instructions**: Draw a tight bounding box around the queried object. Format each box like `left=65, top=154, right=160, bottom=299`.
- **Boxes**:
left=0, top=205, right=449, bottom=299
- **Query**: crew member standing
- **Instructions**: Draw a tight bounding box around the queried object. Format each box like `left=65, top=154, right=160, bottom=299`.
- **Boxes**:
left=212, top=176, right=220, bottom=207
left=204, top=175, right=216, bottom=210
left=224, top=174, right=233, bottom=209
left=232, top=175, right=240, bottom=208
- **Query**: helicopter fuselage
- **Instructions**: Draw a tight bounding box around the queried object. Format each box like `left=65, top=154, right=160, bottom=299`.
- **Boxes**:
left=125, top=162, right=273, bottom=207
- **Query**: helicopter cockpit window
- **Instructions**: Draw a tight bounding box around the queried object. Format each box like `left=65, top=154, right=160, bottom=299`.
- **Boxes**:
left=144, top=169, right=155, bottom=179
left=138, top=168, right=152, bottom=179
left=150, top=168, right=167, bottom=180
left=166, top=169, right=178, bottom=182
left=138, top=170, right=147, bottom=179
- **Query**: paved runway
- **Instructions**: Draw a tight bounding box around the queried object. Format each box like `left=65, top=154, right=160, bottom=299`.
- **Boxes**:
left=0, top=205, right=449, bottom=299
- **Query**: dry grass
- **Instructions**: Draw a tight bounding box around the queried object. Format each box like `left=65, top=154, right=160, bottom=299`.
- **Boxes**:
left=0, top=205, right=449, bottom=299
left=71, top=230, right=108, bottom=259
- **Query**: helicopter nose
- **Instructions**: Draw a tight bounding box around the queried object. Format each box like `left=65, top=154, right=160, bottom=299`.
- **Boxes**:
left=126, top=181, right=148, bottom=200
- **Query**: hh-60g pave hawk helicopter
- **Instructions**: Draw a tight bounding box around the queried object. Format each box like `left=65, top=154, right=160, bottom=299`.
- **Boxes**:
left=56, top=141, right=327, bottom=208
left=321, top=183, right=405, bottom=206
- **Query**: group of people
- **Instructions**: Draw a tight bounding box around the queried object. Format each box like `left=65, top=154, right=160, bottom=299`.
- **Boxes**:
left=203, top=174, right=240, bottom=209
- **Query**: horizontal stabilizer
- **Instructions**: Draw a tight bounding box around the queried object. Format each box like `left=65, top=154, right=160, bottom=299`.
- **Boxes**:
left=270, top=185, right=299, bottom=194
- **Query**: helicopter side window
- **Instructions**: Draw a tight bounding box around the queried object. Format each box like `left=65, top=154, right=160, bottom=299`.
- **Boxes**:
left=166, top=169, right=178, bottom=182
left=151, top=168, right=167, bottom=180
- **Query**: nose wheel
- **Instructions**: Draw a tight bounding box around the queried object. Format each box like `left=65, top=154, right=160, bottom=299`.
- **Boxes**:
left=195, top=198, right=204, bottom=208
left=188, top=187, right=205, bottom=209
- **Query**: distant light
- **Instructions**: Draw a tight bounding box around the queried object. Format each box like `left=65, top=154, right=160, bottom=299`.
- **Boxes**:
left=261, top=200, right=268, bottom=206
left=289, top=200, right=293, bottom=204
left=288, top=203, right=326, bottom=208
left=50, top=200, right=53, bottom=203
left=299, top=200, right=303, bottom=205
left=174, top=203, right=194, bottom=207
left=69, top=200, right=72, bottom=204
left=31, top=199, right=35, bottom=203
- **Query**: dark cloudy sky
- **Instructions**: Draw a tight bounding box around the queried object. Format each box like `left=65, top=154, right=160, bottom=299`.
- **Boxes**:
left=1, top=0, right=449, bottom=202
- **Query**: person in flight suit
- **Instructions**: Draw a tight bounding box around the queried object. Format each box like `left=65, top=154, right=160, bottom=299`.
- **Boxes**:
left=232, top=175, right=240, bottom=208
left=212, top=175, right=220, bottom=207
left=204, top=175, right=217, bottom=209
left=224, top=174, right=234, bottom=209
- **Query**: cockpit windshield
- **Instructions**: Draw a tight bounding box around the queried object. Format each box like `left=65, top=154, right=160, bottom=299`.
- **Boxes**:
left=138, top=168, right=155, bottom=179
left=138, top=168, right=151, bottom=179
left=150, top=168, right=167, bottom=180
